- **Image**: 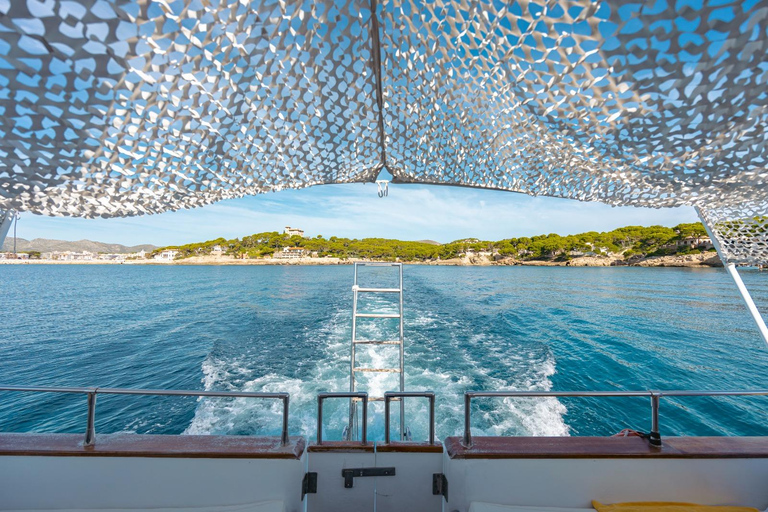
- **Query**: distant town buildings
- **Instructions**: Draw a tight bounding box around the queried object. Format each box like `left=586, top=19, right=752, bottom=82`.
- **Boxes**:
left=0, top=252, right=29, bottom=260
left=274, top=247, right=306, bottom=259
left=0, top=250, right=148, bottom=262
left=98, top=253, right=126, bottom=262
left=284, top=226, right=304, bottom=237
left=98, top=250, right=147, bottom=261
left=42, top=251, right=95, bottom=261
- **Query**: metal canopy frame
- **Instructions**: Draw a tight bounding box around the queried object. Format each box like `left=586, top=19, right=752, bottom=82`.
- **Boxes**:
left=0, top=210, right=13, bottom=250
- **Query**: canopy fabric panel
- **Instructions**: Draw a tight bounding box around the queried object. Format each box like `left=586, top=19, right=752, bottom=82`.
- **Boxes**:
left=0, top=0, right=382, bottom=217
left=0, top=0, right=767, bottom=263
left=379, top=0, right=768, bottom=208
left=699, top=202, right=768, bottom=266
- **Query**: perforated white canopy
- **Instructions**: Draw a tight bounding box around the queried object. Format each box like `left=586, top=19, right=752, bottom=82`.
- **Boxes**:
left=0, top=0, right=766, bottom=262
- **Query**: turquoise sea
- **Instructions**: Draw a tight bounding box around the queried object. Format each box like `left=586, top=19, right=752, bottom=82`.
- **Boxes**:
left=1, top=264, right=767, bottom=441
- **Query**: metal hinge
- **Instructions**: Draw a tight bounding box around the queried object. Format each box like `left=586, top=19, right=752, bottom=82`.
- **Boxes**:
left=302, top=472, right=317, bottom=500
left=341, top=467, right=396, bottom=488
left=433, top=473, right=448, bottom=501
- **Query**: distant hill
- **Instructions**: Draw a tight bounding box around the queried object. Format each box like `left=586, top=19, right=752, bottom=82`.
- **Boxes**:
left=2, top=238, right=156, bottom=254
left=157, top=223, right=713, bottom=263
left=416, top=240, right=440, bottom=245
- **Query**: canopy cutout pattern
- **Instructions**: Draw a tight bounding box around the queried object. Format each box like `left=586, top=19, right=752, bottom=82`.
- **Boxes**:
left=0, top=0, right=766, bottom=263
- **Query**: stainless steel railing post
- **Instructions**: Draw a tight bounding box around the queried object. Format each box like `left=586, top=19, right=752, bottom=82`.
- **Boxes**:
left=383, top=391, right=436, bottom=444
left=84, top=390, right=97, bottom=446
left=317, top=395, right=323, bottom=444
left=384, top=394, right=391, bottom=443
left=281, top=395, right=290, bottom=446
left=649, top=392, right=662, bottom=447
left=429, top=392, right=435, bottom=445
left=463, top=392, right=473, bottom=448
left=361, top=394, right=368, bottom=445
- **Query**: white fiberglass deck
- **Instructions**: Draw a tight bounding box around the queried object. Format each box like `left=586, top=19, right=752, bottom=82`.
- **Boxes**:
left=2, top=434, right=768, bottom=512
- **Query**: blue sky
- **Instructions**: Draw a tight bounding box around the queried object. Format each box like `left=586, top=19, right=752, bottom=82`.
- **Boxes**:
left=11, top=184, right=699, bottom=247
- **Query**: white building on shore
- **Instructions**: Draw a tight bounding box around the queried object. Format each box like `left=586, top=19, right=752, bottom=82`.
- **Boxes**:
left=284, top=226, right=304, bottom=237
left=154, top=250, right=179, bottom=261
left=274, top=247, right=305, bottom=259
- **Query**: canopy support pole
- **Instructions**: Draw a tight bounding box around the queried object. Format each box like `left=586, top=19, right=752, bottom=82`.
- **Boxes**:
left=696, top=207, right=768, bottom=347
left=0, top=210, right=14, bottom=250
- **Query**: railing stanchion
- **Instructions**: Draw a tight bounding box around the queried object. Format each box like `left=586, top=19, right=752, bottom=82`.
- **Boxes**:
left=463, top=392, right=473, bottom=449
left=281, top=395, right=290, bottom=446
left=428, top=393, right=435, bottom=445
left=649, top=392, right=662, bottom=447
left=317, top=395, right=324, bottom=445
left=384, top=395, right=391, bottom=443
left=84, top=391, right=97, bottom=446
left=361, top=394, right=368, bottom=445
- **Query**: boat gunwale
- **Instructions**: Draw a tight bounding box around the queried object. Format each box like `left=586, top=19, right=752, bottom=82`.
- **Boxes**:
left=444, top=436, right=768, bottom=459
left=0, top=433, right=306, bottom=459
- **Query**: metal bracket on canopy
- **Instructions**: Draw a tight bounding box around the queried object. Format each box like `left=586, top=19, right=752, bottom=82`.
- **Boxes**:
left=376, top=180, right=389, bottom=197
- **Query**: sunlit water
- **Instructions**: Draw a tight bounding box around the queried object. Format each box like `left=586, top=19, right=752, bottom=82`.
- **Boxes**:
left=2, top=265, right=767, bottom=441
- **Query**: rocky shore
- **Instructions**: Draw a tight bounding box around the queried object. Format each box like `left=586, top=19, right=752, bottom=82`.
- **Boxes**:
left=498, top=252, right=722, bottom=268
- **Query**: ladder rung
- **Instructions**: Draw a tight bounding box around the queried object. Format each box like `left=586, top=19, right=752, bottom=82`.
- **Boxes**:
left=353, top=368, right=402, bottom=373
left=355, top=287, right=401, bottom=293
left=355, top=313, right=401, bottom=318
left=353, top=340, right=401, bottom=345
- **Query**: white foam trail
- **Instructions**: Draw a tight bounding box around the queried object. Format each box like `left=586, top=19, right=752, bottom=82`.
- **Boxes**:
left=185, top=291, right=569, bottom=439
left=185, top=308, right=354, bottom=437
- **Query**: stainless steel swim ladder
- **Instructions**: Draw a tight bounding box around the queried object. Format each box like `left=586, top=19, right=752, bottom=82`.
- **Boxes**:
left=347, top=262, right=406, bottom=441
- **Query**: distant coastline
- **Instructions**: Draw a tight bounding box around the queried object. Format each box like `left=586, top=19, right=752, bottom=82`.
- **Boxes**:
left=1, top=223, right=726, bottom=268
left=0, top=252, right=722, bottom=268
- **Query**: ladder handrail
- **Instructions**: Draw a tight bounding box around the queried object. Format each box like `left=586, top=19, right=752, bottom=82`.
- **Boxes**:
left=384, top=391, right=435, bottom=444
left=318, top=392, right=368, bottom=445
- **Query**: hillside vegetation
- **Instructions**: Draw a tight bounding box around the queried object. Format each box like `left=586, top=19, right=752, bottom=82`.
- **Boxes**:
left=153, top=223, right=713, bottom=263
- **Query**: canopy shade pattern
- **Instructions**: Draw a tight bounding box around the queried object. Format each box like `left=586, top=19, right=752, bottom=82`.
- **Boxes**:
left=0, top=0, right=766, bottom=262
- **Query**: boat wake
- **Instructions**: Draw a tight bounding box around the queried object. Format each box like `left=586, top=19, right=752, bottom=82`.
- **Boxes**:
left=185, top=278, right=568, bottom=439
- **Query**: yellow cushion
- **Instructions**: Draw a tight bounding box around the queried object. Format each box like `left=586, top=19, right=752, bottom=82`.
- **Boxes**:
left=592, top=502, right=758, bottom=512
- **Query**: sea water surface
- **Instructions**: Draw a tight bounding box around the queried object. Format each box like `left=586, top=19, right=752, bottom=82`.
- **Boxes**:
left=1, top=264, right=768, bottom=440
